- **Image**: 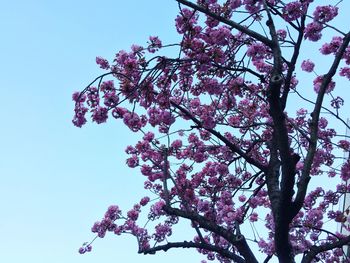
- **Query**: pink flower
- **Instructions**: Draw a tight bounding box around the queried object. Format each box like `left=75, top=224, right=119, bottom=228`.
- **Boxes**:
left=149, top=200, right=166, bottom=219
left=100, top=80, right=114, bottom=92
left=305, top=208, right=323, bottom=228
left=171, top=139, right=183, bottom=149
left=126, top=155, right=139, bottom=168
left=131, top=44, right=144, bottom=53
left=238, top=195, right=246, bottom=202
left=175, top=8, right=198, bottom=34
left=72, top=103, right=88, bottom=127
left=283, top=1, right=303, bottom=22
left=160, top=111, right=175, bottom=126
left=246, top=43, right=271, bottom=60
left=313, top=5, right=338, bottom=23
left=105, top=205, right=121, bottom=220
left=249, top=212, right=259, bottom=222
left=141, top=165, right=152, bottom=176
left=140, top=197, right=150, bottom=206
left=243, top=0, right=262, bottom=14
left=112, top=107, right=127, bottom=119
left=296, top=162, right=304, bottom=171
left=197, top=200, right=210, bottom=212
left=328, top=170, right=336, bottom=178
left=277, top=29, right=287, bottom=41
left=340, top=67, right=350, bottom=80
left=320, top=36, right=343, bottom=55
left=92, top=107, right=108, bottom=124
left=96, top=56, right=110, bottom=69
left=338, top=140, right=350, bottom=151
left=190, top=98, right=201, bottom=108
left=153, top=223, right=172, bottom=242
left=148, top=36, right=162, bottom=53
left=304, top=22, right=323, bottom=42
left=331, top=96, right=344, bottom=109
left=123, top=112, right=142, bottom=131
left=229, top=0, right=242, bottom=9
left=258, top=239, right=275, bottom=255
left=127, top=209, right=139, bottom=221
left=201, top=115, right=216, bottom=129
left=206, top=26, right=231, bottom=46
left=103, top=92, right=119, bottom=107
left=301, top=59, right=315, bottom=72
left=313, top=76, right=335, bottom=93
left=72, top=92, right=86, bottom=102
left=341, top=161, right=350, bottom=181
left=87, top=87, right=99, bottom=107
left=143, top=132, right=155, bottom=142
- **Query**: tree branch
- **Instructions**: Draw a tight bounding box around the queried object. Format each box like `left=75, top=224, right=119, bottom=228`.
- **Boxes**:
left=301, top=236, right=350, bottom=263
left=263, top=2, right=296, bottom=261
left=293, top=31, right=350, bottom=216
left=170, top=101, right=268, bottom=172
left=163, top=206, right=258, bottom=263
left=265, top=136, right=281, bottom=214
left=281, top=14, right=306, bottom=110
left=176, top=0, right=274, bottom=47
left=140, top=240, right=245, bottom=263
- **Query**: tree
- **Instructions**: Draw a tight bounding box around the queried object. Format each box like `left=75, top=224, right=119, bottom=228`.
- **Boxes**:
left=73, top=1, right=350, bottom=262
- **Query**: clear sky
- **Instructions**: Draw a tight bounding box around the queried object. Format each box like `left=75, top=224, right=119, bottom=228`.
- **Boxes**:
left=0, top=1, right=350, bottom=263
left=0, top=1, right=203, bottom=262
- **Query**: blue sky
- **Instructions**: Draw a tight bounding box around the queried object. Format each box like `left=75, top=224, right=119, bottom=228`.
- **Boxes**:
left=0, top=1, right=350, bottom=263
left=0, top=1, right=203, bottom=262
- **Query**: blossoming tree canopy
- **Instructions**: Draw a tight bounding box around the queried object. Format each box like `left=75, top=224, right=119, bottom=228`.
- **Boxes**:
left=73, top=0, right=350, bottom=262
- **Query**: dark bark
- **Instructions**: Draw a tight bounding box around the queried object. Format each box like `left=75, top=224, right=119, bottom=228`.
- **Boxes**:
left=140, top=241, right=245, bottom=263
left=293, top=31, right=350, bottom=216
left=163, top=206, right=258, bottom=263
left=301, top=236, right=350, bottom=263
left=263, top=2, right=297, bottom=261
left=176, top=0, right=274, bottom=47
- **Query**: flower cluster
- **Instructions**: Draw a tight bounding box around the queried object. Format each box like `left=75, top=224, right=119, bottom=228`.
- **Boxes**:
left=313, top=75, right=335, bottom=93
left=147, top=36, right=162, bottom=53
left=313, top=5, right=338, bottom=23
left=320, top=36, right=343, bottom=55
left=301, top=59, right=315, bottom=72
left=339, top=67, right=350, bottom=80
left=96, top=56, right=110, bottom=69
left=282, top=1, right=304, bottom=22
left=72, top=93, right=88, bottom=128
left=304, top=22, right=323, bottom=42
left=74, top=1, right=350, bottom=262
left=304, top=5, right=339, bottom=42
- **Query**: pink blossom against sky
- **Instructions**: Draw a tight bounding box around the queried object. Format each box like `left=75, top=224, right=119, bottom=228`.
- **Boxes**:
left=1, top=1, right=350, bottom=263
